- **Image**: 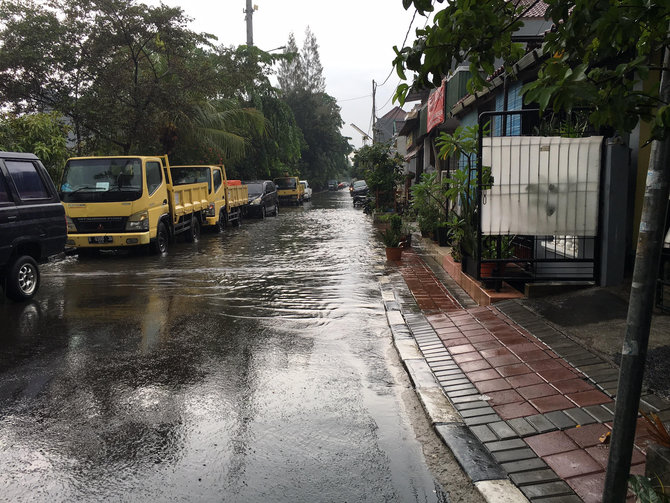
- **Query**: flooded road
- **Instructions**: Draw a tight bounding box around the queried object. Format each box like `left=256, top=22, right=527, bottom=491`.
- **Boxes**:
left=0, top=191, right=466, bottom=502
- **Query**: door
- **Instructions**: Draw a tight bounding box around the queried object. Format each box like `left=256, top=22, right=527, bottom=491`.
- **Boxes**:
left=145, top=160, right=168, bottom=233
left=0, top=169, right=18, bottom=265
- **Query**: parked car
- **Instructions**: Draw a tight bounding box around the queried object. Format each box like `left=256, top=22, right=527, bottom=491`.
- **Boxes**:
left=338, top=182, right=348, bottom=190
left=243, top=180, right=278, bottom=218
left=350, top=180, right=368, bottom=197
left=300, top=180, right=312, bottom=202
left=0, top=151, right=67, bottom=301
left=327, top=179, right=338, bottom=191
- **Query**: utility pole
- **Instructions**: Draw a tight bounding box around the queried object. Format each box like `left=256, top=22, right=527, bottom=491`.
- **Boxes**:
left=372, top=80, right=377, bottom=143
left=244, top=0, right=257, bottom=46
left=603, top=39, right=670, bottom=502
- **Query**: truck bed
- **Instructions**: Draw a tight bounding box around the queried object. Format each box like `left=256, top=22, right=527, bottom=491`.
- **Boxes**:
left=225, top=183, right=248, bottom=209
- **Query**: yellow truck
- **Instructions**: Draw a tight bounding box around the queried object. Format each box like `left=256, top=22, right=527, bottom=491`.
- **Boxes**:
left=59, top=155, right=208, bottom=254
left=170, top=165, right=248, bottom=231
left=274, top=176, right=305, bottom=206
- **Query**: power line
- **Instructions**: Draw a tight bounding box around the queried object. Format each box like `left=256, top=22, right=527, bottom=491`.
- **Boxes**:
left=337, top=94, right=372, bottom=103
left=377, top=9, right=418, bottom=87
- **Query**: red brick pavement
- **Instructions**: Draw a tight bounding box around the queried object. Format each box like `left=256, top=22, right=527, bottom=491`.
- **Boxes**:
left=396, top=249, right=647, bottom=503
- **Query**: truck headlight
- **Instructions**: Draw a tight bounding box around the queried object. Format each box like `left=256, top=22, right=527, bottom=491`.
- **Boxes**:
left=204, top=203, right=216, bottom=217
left=125, top=210, right=149, bottom=232
left=66, top=215, right=77, bottom=233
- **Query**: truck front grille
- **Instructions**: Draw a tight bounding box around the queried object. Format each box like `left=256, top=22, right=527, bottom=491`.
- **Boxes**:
left=73, top=216, right=128, bottom=233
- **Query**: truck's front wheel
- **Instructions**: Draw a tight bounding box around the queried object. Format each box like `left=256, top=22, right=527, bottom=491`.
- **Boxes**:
left=5, top=255, right=40, bottom=301
left=151, top=222, right=169, bottom=255
left=217, top=210, right=227, bottom=232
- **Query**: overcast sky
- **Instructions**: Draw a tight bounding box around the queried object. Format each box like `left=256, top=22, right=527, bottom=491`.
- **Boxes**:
left=152, top=0, right=429, bottom=150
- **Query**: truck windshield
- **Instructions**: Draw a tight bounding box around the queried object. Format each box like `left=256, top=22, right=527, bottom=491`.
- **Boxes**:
left=275, top=178, right=297, bottom=189
left=60, top=158, right=143, bottom=202
left=171, top=166, right=211, bottom=192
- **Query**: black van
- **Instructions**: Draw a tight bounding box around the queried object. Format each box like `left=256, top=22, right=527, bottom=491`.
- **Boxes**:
left=0, top=152, right=66, bottom=301
left=242, top=180, right=279, bottom=218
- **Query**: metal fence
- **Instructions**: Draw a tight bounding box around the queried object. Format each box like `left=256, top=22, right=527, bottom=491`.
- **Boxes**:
left=471, top=109, right=602, bottom=289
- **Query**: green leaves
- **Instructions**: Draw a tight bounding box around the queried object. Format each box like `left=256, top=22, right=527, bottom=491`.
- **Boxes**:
left=629, top=475, right=670, bottom=503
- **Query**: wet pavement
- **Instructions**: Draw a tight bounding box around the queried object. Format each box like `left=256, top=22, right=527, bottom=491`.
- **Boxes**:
left=0, top=191, right=475, bottom=503
left=389, top=244, right=670, bottom=502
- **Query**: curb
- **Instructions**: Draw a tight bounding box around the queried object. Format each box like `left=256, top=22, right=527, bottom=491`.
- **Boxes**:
left=381, top=275, right=530, bottom=503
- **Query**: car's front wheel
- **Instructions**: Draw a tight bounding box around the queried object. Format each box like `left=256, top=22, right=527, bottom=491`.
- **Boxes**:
left=5, top=255, right=40, bottom=301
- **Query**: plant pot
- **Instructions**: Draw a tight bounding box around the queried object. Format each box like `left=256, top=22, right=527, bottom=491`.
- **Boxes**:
left=385, top=247, right=402, bottom=261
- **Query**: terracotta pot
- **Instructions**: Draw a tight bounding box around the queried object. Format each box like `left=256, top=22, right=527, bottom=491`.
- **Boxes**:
left=385, top=247, right=402, bottom=261
left=480, top=261, right=506, bottom=277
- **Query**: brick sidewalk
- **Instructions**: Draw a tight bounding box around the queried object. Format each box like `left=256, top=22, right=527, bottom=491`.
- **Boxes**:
left=395, top=248, right=651, bottom=502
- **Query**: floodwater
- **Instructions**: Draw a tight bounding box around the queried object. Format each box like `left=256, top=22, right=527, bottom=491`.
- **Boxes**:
left=0, top=191, right=453, bottom=502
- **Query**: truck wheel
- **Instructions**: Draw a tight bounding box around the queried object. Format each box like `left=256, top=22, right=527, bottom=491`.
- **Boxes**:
left=232, top=210, right=241, bottom=227
left=151, top=222, right=169, bottom=254
left=217, top=210, right=227, bottom=232
left=185, top=216, right=200, bottom=242
left=5, top=255, right=40, bottom=301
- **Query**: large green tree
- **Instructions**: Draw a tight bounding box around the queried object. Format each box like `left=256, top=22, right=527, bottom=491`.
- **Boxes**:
left=0, top=0, right=258, bottom=157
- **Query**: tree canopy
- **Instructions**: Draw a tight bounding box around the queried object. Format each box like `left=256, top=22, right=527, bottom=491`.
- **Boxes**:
left=393, top=0, right=670, bottom=139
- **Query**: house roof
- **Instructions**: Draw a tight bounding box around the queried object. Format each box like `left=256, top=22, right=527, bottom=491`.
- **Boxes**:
left=517, top=0, right=549, bottom=18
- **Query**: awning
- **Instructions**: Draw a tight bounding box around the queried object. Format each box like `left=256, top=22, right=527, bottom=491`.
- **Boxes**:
left=404, top=144, right=421, bottom=161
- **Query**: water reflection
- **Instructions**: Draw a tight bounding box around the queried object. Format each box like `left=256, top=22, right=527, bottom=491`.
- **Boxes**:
left=0, top=191, right=448, bottom=502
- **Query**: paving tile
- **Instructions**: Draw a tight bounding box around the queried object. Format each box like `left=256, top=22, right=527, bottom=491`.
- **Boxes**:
left=501, top=457, right=548, bottom=474
left=544, top=449, right=602, bottom=479
left=530, top=395, right=576, bottom=414
left=480, top=347, right=514, bottom=358
left=509, top=468, right=560, bottom=486
left=475, top=378, right=512, bottom=393
left=563, top=407, right=597, bottom=426
left=459, top=407, right=496, bottom=419
left=484, top=389, right=525, bottom=406
left=458, top=359, right=492, bottom=372
left=506, top=373, right=544, bottom=388
left=530, top=496, right=582, bottom=503
left=453, top=352, right=484, bottom=364
left=551, top=378, right=595, bottom=394
left=544, top=410, right=576, bottom=430
left=507, top=417, right=537, bottom=437
left=464, top=414, right=501, bottom=426
left=525, top=430, right=578, bottom=457
left=434, top=368, right=466, bottom=377
left=484, top=438, right=528, bottom=452
left=497, top=363, right=533, bottom=377
left=519, top=481, right=575, bottom=499
left=494, top=402, right=539, bottom=420
left=538, top=367, right=579, bottom=383
left=455, top=399, right=490, bottom=411
left=528, top=359, right=566, bottom=372
left=446, top=387, right=480, bottom=399
left=517, top=350, right=553, bottom=363
left=518, top=383, right=559, bottom=400
left=525, top=414, right=558, bottom=434
left=470, top=424, right=498, bottom=443
left=492, top=447, right=538, bottom=463
left=487, top=354, right=522, bottom=367
left=566, top=389, right=613, bottom=407
left=566, top=471, right=606, bottom=503
left=583, top=404, right=615, bottom=422
left=565, top=423, right=611, bottom=448
left=448, top=343, right=477, bottom=355
left=489, top=421, right=519, bottom=440
left=451, top=393, right=488, bottom=404
left=471, top=340, right=500, bottom=350
left=442, top=382, right=476, bottom=392
left=466, top=369, right=502, bottom=383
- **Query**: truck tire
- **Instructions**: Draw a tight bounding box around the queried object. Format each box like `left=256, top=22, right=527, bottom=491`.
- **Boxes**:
left=217, top=210, right=227, bottom=232
left=185, top=216, right=200, bottom=242
left=5, top=255, right=40, bottom=301
left=231, top=210, right=241, bottom=227
left=151, top=221, right=169, bottom=254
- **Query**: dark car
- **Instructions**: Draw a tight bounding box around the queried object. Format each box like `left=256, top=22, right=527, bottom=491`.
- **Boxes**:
left=243, top=180, right=278, bottom=218
left=327, top=179, right=338, bottom=191
left=0, top=152, right=66, bottom=301
left=350, top=180, right=368, bottom=197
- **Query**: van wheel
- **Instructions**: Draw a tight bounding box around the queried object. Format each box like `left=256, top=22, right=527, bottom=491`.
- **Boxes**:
left=260, top=206, right=266, bottom=219
left=272, top=203, right=279, bottom=217
left=185, top=216, right=200, bottom=242
left=5, top=255, right=40, bottom=301
left=151, top=222, right=169, bottom=254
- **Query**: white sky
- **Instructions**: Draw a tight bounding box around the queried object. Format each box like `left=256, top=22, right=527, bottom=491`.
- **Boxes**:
left=152, top=0, right=429, bottom=150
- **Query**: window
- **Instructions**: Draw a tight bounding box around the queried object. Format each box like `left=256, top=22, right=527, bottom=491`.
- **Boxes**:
left=0, top=174, right=11, bottom=203
left=5, top=160, right=49, bottom=199
left=146, top=161, right=163, bottom=195
left=213, top=169, right=222, bottom=192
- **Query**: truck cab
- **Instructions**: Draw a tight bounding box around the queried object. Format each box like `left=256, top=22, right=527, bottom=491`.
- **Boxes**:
left=274, top=176, right=304, bottom=206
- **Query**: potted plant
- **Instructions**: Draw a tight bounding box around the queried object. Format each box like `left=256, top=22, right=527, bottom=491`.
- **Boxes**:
left=480, top=235, right=515, bottom=277
left=378, top=214, right=405, bottom=260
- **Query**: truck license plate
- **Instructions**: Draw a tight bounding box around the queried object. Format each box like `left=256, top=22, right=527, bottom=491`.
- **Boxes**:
left=88, top=236, right=113, bottom=244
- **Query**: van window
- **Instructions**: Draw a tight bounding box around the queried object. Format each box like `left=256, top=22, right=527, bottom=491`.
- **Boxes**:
left=0, top=174, right=11, bottom=203
left=5, top=160, right=49, bottom=199
left=146, top=161, right=163, bottom=195
left=213, top=169, right=222, bottom=192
